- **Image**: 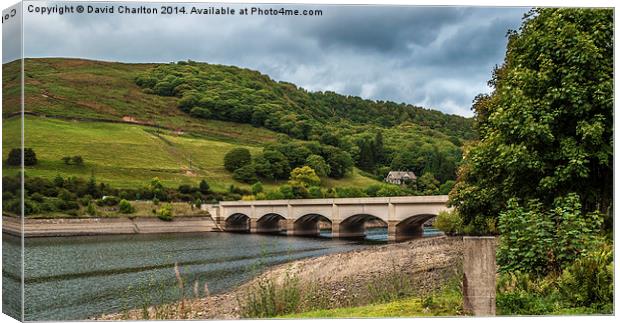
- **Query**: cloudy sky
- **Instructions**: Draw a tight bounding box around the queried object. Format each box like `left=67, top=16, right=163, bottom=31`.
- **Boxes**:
left=11, top=2, right=529, bottom=117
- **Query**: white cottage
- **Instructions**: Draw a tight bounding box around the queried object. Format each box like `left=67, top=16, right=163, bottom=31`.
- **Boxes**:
left=384, top=171, right=417, bottom=185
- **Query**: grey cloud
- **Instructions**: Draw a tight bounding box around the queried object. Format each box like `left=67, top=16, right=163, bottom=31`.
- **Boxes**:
left=297, top=6, right=470, bottom=53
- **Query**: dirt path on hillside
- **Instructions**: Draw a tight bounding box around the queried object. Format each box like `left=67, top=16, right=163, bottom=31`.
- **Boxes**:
left=96, top=236, right=463, bottom=320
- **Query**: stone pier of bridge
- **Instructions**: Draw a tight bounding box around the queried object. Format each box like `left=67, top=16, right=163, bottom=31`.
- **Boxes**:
left=204, top=195, right=449, bottom=242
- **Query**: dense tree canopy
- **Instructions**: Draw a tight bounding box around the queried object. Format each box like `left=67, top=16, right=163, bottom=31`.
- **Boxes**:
left=135, top=62, right=475, bottom=142
left=449, top=8, right=613, bottom=234
left=224, top=148, right=252, bottom=172
left=136, top=59, right=474, bottom=185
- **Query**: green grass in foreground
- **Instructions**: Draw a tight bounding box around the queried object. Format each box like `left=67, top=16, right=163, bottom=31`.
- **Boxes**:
left=279, top=297, right=460, bottom=318
left=3, top=116, right=380, bottom=191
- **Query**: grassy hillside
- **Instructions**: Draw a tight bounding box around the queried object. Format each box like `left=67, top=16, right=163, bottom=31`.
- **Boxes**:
left=2, top=57, right=473, bottom=193
left=2, top=116, right=379, bottom=191
left=3, top=58, right=278, bottom=145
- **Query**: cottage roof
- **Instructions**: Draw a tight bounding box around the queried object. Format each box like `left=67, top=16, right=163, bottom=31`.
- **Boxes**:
left=386, top=171, right=417, bottom=180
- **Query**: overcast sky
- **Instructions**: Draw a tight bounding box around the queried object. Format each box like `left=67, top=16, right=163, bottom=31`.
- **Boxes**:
left=10, top=2, right=529, bottom=117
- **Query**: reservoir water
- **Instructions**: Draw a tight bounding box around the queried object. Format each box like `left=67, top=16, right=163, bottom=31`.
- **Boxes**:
left=3, top=227, right=440, bottom=320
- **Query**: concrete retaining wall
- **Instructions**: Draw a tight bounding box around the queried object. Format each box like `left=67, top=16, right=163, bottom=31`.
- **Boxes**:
left=2, top=215, right=219, bottom=237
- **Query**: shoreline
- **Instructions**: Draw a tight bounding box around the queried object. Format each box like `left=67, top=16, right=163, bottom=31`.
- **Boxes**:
left=96, top=235, right=462, bottom=320
left=2, top=215, right=220, bottom=237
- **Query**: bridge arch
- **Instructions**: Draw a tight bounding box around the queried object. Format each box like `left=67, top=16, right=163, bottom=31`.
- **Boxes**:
left=390, top=213, right=438, bottom=242
left=254, top=213, right=286, bottom=234
left=334, top=213, right=388, bottom=239
left=292, top=213, right=332, bottom=236
left=225, top=213, right=250, bottom=232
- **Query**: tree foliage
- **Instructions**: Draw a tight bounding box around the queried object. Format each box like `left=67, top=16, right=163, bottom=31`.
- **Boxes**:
left=224, top=148, right=252, bottom=172
left=289, top=166, right=321, bottom=188
left=135, top=62, right=475, bottom=142
left=7, top=148, right=38, bottom=166
left=135, top=60, right=474, bottom=185
left=450, top=8, right=613, bottom=234
left=498, top=193, right=604, bottom=275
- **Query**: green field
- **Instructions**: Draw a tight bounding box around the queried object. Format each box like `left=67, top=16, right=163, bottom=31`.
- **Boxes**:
left=3, top=116, right=380, bottom=191
left=279, top=297, right=460, bottom=318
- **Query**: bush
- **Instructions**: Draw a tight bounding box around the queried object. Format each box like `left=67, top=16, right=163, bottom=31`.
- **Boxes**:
left=251, top=182, right=263, bottom=195
left=72, top=155, right=84, bottom=166
left=119, top=199, right=135, bottom=214
left=265, top=190, right=285, bottom=200
left=498, top=194, right=604, bottom=275
left=190, top=107, right=212, bottom=119
left=30, top=193, right=45, bottom=203
left=305, top=155, right=330, bottom=177
left=157, top=204, right=174, bottom=221
left=558, top=243, right=613, bottom=308
left=7, top=148, right=37, bottom=166
left=288, top=166, right=320, bottom=188
left=23, top=199, right=41, bottom=215
left=224, top=148, right=252, bottom=172
left=86, top=202, right=97, bottom=216
left=308, top=186, right=323, bottom=198
left=199, top=179, right=210, bottom=194
left=496, top=256, right=614, bottom=316
left=434, top=210, right=463, bottom=236
left=233, top=164, right=258, bottom=184
left=178, top=184, right=193, bottom=194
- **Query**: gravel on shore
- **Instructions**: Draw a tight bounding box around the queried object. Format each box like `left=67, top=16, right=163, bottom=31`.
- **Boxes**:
left=96, top=236, right=463, bottom=320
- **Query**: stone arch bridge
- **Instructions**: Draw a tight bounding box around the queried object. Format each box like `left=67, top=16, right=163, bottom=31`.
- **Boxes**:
left=205, top=195, right=450, bottom=242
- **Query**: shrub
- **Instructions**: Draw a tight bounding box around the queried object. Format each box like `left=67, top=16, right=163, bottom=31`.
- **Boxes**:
left=498, top=194, right=604, bottom=275
left=558, top=243, right=613, bottom=308
left=251, top=182, right=263, bottom=195
left=233, top=164, right=258, bottom=184
left=434, top=210, right=463, bottom=236
left=278, top=185, right=295, bottom=199
left=23, top=199, right=41, bottom=215
left=189, top=107, right=211, bottom=119
left=497, top=199, right=555, bottom=275
left=71, top=155, right=84, bottom=166
left=86, top=202, right=97, bottom=216
left=58, top=188, right=77, bottom=202
left=224, top=148, right=252, bottom=172
left=376, top=184, right=406, bottom=197
left=305, top=155, right=330, bottom=177
left=119, top=199, right=135, bottom=214
left=178, top=184, right=193, bottom=194
left=308, top=186, right=323, bottom=198
left=288, top=166, right=320, bottom=188
left=199, top=179, right=210, bottom=194
left=55, top=199, right=80, bottom=211
left=30, top=193, right=45, bottom=203
left=335, top=187, right=367, bottom=198
left=24, top=148, right=37, bottom=165
left=157, top=204, right=174, bottom=221
left=265, top=190, right=285, bottom=200
left=7, top=148, right=37, bottom=166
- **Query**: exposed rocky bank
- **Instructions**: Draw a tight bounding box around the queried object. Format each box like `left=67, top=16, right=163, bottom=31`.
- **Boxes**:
left=96, top=236, right=463, bottom=320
